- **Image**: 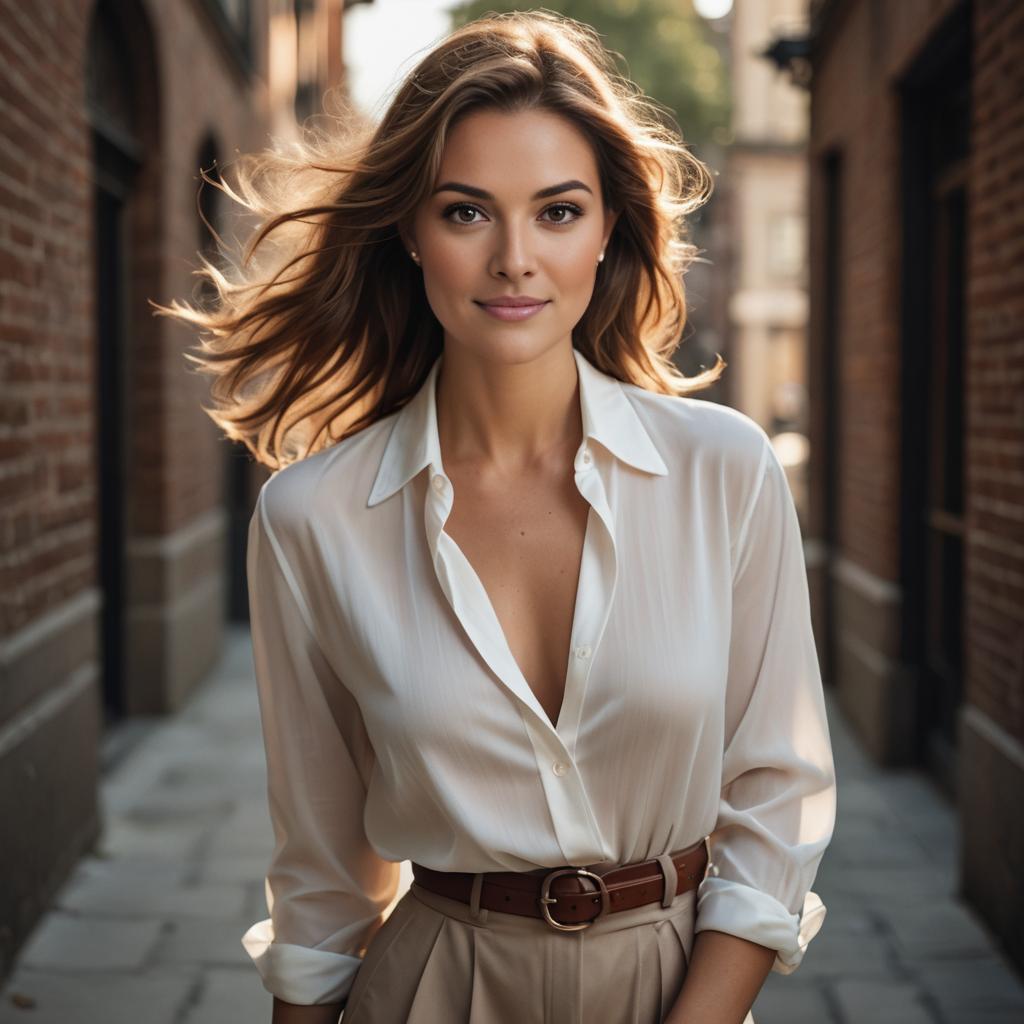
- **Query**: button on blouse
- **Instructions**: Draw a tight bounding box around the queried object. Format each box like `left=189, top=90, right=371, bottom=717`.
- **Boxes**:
left=240, top=347, right=837, bottom=1006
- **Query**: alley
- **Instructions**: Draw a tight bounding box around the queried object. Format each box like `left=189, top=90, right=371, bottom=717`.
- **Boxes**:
left=2, top=627, right=1022, bottom=1024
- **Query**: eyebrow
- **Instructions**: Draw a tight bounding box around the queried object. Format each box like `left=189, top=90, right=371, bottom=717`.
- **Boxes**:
left=431, top=179, right=594, bottom=201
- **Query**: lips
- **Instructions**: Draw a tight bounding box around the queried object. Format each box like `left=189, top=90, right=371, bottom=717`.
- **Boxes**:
left=477, top=296, right=548, bottom=307
left=475, top=299, right=550, bottom=322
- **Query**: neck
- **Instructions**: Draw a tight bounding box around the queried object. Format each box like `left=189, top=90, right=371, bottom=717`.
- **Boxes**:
left=435, top=342, right=583, bottom=477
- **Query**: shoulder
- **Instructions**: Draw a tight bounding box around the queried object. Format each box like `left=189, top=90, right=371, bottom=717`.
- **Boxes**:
left=620, top=382, right=772, bottom=483
left=619, top=383, right=778, bottom=556
left=256, top=412, right=398, bottom=548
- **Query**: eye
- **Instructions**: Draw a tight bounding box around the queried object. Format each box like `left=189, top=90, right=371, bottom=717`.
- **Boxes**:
left=443, top=203, right=485, bottom=225
left=541, top=202, right=584, bottom=225
left=441, top=201, right=585, bottom=227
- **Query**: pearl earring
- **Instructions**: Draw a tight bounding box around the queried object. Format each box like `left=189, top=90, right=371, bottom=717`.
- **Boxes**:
left=409, top=250, right=420, bottom=264
left=597, top=252, right=605, bottom=264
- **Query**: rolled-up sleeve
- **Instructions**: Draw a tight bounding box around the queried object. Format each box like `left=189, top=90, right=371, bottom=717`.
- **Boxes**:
left=241, top=481, right=400, bottom=1005
left=695, top=436, right=837, bottom=974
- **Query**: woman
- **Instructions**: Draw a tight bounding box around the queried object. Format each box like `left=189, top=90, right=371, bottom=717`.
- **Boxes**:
left=156, top=10, right=835, bottom=1024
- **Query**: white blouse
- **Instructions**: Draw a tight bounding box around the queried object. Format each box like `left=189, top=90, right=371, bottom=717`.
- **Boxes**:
left=240, top=347, right=836, bottom=1006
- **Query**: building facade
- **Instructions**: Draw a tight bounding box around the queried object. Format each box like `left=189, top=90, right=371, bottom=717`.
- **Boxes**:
left=0, top=0, right=357, bottom=981
left=719, top=0, right=814, bottom=528
left=806, top=0, right=1024, bottom=972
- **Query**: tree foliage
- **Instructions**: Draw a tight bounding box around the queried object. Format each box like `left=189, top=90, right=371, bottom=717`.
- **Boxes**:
left=447, top=1, right=730, bottom=149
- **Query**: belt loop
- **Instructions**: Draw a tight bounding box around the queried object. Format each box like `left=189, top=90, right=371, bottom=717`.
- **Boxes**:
left=655, top=853, right=677, bottom=908
left=469, top=871, right=486, bottom=921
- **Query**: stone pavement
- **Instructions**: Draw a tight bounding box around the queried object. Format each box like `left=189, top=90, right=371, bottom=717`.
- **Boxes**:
left=2, top=625, right=1023, bottom=1023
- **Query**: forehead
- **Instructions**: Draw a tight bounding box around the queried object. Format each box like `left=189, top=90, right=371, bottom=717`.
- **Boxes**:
left=437, top=108, right=599, bottom=193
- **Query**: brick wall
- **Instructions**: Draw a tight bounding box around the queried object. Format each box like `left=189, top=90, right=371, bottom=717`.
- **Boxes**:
left=0, top=0, right=270, bottom=979
left=0, top=0, right=269, bottom=631
left=809, top=0, right=964, bottom=585
left=808, top=0, right=1024, bottom=971
left=0, top=0, right=94, bottom=637
left=965, top=0, right=1024, bottom=741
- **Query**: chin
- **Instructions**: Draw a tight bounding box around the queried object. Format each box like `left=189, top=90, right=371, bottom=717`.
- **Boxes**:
left=485, top=336, right=575, bottom=366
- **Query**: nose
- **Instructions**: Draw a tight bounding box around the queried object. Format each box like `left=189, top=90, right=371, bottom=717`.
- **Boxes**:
left=488, top=220, right=536, bottom=280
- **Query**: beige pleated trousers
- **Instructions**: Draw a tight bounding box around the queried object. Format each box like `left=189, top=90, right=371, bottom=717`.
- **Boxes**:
left=341, top=876, right=757, bottom=1023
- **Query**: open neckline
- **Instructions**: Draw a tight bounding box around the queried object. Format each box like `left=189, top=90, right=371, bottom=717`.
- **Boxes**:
left=438, top=493, right=595, bottom=738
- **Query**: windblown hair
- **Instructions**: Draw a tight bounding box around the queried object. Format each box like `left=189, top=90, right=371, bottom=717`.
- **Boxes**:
left=153, top=8, right=725, bottom=470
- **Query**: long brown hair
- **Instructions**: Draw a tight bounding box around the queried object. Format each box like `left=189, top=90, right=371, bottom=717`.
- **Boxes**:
left=152, top=9, right=725, bottom=471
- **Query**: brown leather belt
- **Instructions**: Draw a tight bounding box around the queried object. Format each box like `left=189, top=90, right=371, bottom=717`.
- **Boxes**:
left=411, top=836, right=709, bottom=932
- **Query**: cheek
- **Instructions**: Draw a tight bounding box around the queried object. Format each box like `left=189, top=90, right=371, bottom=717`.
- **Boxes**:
left=547, top=231, right=601, bottom=279
left=564, top=252, right=599, bottom=288
left=552, top=244, right=600, bottom=300
left=419, top=246, right=475, bottom=313
left=424, top=237, right=480, bottom=291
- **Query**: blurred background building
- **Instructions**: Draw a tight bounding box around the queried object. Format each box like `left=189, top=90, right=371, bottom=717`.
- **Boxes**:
left=722, top=0, right=812, bottom=520
left=2, top=0, right=1022, bottom=992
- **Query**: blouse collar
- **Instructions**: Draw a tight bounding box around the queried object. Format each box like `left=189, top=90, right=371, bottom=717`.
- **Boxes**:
left=366, top=346, right=668, bottom=508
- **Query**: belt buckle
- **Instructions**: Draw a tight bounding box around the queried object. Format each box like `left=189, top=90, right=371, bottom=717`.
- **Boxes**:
left=538, top=867, right=610, bottom=931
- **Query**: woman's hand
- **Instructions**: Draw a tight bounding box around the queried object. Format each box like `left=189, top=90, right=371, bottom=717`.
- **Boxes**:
left=664, top=929, right=775, bottom=1024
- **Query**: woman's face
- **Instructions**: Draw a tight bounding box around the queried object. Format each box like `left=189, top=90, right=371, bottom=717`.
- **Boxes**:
left=406, top=107, right=618, bottom=366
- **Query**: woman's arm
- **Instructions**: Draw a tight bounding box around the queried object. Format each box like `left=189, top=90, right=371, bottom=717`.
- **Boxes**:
left=272, top=997, right=345, bottom=1024
left=669, top=435, right=836, bottom=1021
left=664, top=930, right=775, bottom=1024
left=242, top=480, right=400, bottom=1015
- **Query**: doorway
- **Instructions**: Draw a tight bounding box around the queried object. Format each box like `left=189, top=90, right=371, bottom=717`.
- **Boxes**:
left=86, top=0, right=160, bottom=724
left=899, top=4, right=971, bottom=799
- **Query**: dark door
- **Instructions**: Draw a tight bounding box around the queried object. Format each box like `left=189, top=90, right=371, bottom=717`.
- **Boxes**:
left=900, top=8, right=970, bottom=798
left=88, top=6, right=143, bottom=722
left=820, top=149, right=843, bottom=689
